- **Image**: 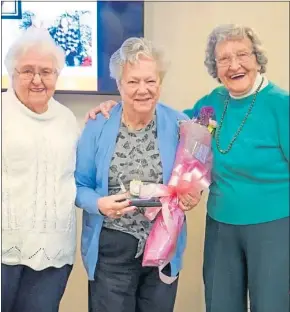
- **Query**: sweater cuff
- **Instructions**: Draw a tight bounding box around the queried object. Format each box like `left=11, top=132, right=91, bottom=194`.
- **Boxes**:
left=86, top=192, right=101, bottom=215
left=76, top=188, right=102, bottom=215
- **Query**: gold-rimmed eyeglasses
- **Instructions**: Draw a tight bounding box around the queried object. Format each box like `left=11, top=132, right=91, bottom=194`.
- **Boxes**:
left=215, top=51, right=254, bottom=67
left=15, top=68, right=57, bottom=81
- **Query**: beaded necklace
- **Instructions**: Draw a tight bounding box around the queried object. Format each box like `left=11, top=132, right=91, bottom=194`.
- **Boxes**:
left=215, top=77, right=264, bottom=154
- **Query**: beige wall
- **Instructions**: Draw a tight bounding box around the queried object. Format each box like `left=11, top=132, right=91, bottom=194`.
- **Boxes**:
left=55, top=2, right=289, bottom=312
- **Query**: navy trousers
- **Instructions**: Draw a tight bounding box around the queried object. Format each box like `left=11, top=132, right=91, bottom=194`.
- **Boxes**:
left=89, top=227, right=178, bottom=312
left=203, top=215, right=289, bottom=312
left=1, top=263, right=72, bottom=312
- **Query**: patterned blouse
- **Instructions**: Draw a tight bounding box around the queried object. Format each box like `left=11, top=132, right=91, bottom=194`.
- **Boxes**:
left=103, top=116, right=163, bottom=257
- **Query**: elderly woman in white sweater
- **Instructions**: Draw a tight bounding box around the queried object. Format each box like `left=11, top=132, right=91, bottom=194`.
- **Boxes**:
left=2, top=28, right=79, bottom=312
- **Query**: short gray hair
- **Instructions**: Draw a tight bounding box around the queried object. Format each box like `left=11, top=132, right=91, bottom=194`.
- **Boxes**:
left=4, top=27, right=65, bottom=78
left=109, top=37, right=169, bottom=83
left=204, top=24, right=268, bottom=81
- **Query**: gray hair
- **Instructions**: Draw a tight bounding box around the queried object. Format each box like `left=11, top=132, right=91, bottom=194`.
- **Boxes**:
left=204, top=24, right=268, bottom=81
left=109, top=37, right=169, bottom=83
left=4, top=27, right=65, bottom=78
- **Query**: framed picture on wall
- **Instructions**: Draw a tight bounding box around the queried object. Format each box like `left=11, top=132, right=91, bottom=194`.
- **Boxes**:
left=1, top=0, right=22, bottom=19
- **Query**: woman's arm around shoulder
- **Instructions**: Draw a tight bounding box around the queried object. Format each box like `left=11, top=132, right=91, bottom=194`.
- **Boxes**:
left=183, top=87, right=223, bottom=118
left=183, top=94, right=211, bottom=119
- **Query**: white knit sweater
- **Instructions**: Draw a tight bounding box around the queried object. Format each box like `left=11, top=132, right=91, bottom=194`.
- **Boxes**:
left=2, top=91, right=79, bottom=270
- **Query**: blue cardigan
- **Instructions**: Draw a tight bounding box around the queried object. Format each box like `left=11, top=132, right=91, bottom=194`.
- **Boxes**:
left=75, top=103, right=189, bottom=280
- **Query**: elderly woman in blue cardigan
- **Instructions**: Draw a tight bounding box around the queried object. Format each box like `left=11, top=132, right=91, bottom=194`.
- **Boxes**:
left=75, top=37, right=199, bottom=312
left=87, top=24, right=289, bottom=312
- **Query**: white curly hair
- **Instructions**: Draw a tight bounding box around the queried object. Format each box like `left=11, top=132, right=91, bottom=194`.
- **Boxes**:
left=4, top=27, right=65, bottom=78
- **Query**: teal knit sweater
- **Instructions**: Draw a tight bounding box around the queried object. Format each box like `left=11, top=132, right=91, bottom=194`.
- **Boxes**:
left=184, top=82, right=289, bottom=224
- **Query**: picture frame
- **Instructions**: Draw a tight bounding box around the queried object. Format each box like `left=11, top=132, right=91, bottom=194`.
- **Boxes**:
left=1, top=0, right=22, bottom=19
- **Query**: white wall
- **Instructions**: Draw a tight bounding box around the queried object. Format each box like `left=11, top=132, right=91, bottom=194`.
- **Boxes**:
left=49, top=2, right=288, bottom=312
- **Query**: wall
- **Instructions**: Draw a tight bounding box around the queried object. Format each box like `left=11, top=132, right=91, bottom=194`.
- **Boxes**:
left=55, top=2, right=289, bottom=312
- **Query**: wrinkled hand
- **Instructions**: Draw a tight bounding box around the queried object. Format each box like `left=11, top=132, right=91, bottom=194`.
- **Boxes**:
left=178, top=189, right=202, bottom=212
left=85, top=100, right=118, bottom=123
left=98, top=192, right=135, bottom=218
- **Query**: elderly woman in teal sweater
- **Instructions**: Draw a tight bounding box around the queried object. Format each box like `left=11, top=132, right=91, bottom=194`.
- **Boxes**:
left=87, top=24, right=289, bottom=312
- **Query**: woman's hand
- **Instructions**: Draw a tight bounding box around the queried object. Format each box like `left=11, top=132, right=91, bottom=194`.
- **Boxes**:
left=85, top=100, right=118, bottom=122
left=97, top=192, right=135, bottom=218
left=178, top=190, right=202, bottom=212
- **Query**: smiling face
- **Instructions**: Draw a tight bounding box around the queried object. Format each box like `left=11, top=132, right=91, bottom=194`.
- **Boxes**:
left=13, top=48, right=58, bottom=113
left=215, top=37, right=261, bottom=96
left=118, top=55, right=161, bottom=116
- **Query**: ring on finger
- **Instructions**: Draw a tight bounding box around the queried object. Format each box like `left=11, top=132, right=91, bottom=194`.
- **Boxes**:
left=116, top=211, right=122, bottom=217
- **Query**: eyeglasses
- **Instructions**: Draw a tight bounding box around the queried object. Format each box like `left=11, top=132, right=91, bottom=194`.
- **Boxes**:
left=215, top=51, right=254, bottom=67
left=15, top=68, right=57, bottom=81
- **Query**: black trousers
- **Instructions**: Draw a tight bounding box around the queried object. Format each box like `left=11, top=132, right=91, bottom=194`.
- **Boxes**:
left=89, top=227, right=178, bottom=312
